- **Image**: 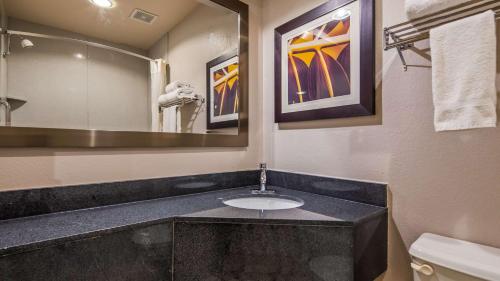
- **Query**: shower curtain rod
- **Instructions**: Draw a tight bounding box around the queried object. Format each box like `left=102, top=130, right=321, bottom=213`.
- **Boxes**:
left=3, top=29, right=155, bottom=62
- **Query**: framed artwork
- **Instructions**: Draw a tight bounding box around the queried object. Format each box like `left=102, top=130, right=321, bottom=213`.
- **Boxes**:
left=206, top=50, right=239, bottom=129
left=274, top=0, right=375, bottom=123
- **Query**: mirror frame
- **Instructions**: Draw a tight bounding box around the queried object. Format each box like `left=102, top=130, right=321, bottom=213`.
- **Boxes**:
left=0, top=0, right=249, bottom=148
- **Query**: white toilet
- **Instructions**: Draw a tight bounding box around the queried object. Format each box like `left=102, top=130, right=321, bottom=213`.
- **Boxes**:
left=410, top=233, right=500, bottom=281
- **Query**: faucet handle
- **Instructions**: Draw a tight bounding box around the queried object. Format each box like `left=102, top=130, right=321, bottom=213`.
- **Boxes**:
left=260, top=163, right=267, bottom=169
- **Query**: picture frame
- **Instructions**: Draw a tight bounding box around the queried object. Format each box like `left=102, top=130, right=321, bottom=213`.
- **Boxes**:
left=206, top=50, right=240, bottom=129
left=274, top=0, right=375, bottom=123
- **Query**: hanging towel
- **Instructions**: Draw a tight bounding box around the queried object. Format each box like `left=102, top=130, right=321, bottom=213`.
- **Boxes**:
left=165, top=81, right=194, bottom=93
left=162, top=106, right=179, bottom=133
left=405, top=0, right=469, bottom=19
left=430, top=10, right=497, bottom=132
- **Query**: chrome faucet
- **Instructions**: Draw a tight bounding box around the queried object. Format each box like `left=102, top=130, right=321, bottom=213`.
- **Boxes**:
left=0, top=98, right=11, bottom=126
left=259, top=163, right=267, bottom=191
left=252, top=163, right=274, bottom=194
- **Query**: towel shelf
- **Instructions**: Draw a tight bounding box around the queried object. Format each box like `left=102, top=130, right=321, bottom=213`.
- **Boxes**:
left=158, top=95, right=205, bottom=110
left=384, top=0, right=500, bottom=71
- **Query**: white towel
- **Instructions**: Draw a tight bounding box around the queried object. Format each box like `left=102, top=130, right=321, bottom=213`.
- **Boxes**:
left=430, top=11, right=497, bottom=132
left=165, top=81, right=193, bottom=93
left=162, top=106, right=179, bottom=133
left=405, top=0, right=469, bottom=19
left=158, top=88, right=195, bottom=106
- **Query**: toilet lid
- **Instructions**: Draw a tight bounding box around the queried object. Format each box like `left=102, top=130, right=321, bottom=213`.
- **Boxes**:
left=410, top=233, right=500, bottom=281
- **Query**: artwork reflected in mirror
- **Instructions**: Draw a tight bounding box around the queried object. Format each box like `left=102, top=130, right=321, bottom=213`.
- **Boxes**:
left=0, top=0, right=240, bottom=135
left=207, top=51, right=239, bottom=130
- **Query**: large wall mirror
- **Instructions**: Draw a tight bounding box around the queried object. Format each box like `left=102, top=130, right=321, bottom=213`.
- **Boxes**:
left=0, top=0, right=248, bottom=147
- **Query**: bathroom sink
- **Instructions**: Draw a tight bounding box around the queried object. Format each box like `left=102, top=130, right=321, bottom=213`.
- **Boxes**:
left=222, top=194, right=304, bottom=210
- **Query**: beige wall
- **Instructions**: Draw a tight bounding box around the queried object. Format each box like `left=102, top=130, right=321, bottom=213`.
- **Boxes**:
left=262, top=0, right=500, bottom=280
left=7, top=18, right=150, bottom=131
left=0, top=0, right=263, bottom=190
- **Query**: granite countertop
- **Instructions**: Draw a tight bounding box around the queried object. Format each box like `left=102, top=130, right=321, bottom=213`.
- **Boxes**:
left=0, top=186, right=386, bottom=256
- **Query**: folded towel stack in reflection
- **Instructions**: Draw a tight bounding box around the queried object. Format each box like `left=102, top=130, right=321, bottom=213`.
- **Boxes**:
left=159, top=81, right=196, bottom=133
left=430, top=10, right=497, bottom=131
left=158, top=87, right=195, bottom=106
left=405, top=0, right=469, bottom=19
left=165, top=81, right=194, bottom=94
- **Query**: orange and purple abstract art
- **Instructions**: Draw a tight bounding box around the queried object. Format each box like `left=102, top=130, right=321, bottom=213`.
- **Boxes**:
left=213, top=62, right=239, bottom=117
left=287, top=17, right=351, bottom=105
left=207, top=52, right=239, bottom=129
left=275, top=0, right=375, bottom=123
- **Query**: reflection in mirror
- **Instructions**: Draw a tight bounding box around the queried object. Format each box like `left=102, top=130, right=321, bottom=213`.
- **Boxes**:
left=0, top=0, right=240, bottom=135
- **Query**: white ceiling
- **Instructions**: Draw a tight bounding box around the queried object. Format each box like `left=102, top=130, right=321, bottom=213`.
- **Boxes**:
left=3, top=0, right=200, bottom=50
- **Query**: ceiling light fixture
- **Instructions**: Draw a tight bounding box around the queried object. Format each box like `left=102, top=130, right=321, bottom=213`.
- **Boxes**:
left=89, top=0, right=114, bottom=9
left=74, top=53, right=85, bottom=59
left=20, top=38, right=34, bottom=49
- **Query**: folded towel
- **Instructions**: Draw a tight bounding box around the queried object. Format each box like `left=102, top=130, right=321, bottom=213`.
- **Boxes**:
left=405, top=0, right=469, bottom=19
left=158, top=88, right=195, bottom=106
left=430, top=10, right=497, bottom=132
left=165, top=81, right=193, bottom=93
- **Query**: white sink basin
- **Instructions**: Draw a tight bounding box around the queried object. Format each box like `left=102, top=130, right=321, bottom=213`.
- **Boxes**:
left=222, top=194, right=304, bottom=210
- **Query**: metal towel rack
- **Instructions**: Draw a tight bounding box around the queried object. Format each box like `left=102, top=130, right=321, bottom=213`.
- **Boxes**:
left=157, top=95, right=205, bottom=133
left=158, top=95, right=205, bottom=110
left=384, top=0, right=500, bottom=71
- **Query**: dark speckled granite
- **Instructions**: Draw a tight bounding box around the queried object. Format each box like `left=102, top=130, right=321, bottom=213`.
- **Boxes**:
left=0, top=186, right=385, bottom=255
left=0, top=221, right=172, bottom=281
left=173, top=222, right=353, bottom=281
left=268, top=170, right=387, bottom=207
left=354, top=212, right=388, bottom=281
left=0, top=170, right=259, bottom=221
left=0, top=186, right=387, bottom=281
left=0, top=171, right=387, bottom=281
left=0, top=169, right=387, bottom=221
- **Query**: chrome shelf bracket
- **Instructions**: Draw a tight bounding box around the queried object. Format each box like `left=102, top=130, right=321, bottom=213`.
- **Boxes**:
left=385, top=29, right=413, bottom=71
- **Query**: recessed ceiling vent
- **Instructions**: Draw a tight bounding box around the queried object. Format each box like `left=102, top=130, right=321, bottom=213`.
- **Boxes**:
left=130, top=9, right=158, bottom=24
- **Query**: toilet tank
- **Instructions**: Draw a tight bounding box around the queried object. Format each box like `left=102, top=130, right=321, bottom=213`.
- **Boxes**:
left=409, top=233, right=500, bottom=281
